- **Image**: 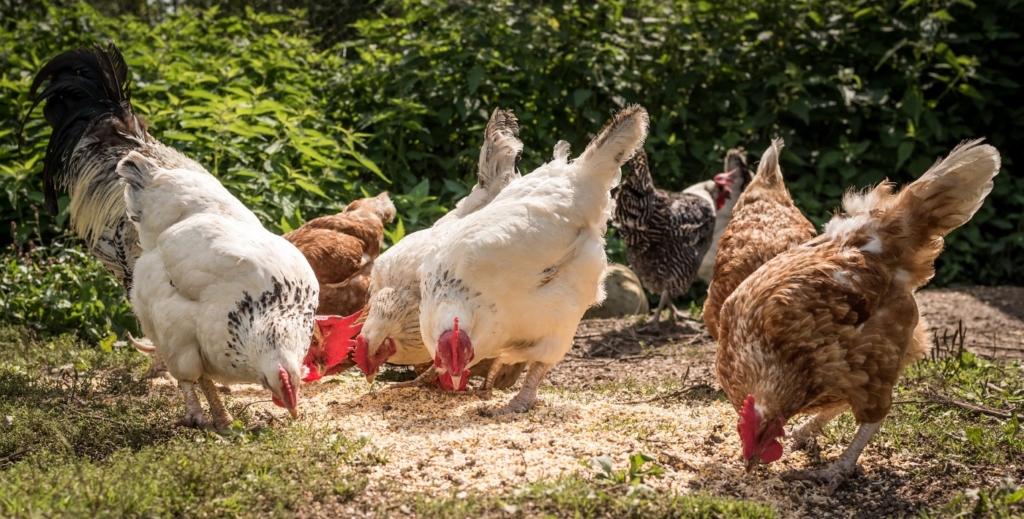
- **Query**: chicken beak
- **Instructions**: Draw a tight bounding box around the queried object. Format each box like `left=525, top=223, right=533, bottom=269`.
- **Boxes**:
left=365, top=372, right=377, bottom=384
left=449, top=372, right=463, bottom=392
left=288, top=406, right=299, bottom=419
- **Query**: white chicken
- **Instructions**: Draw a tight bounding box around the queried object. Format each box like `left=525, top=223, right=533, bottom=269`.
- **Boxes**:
left=355, top=109, right=525, bottom=389
left=418, top=106, right=650, bottom=414
left=120, top=151, right=322, bottom=429
left=30, top=43, right=355, bottom=428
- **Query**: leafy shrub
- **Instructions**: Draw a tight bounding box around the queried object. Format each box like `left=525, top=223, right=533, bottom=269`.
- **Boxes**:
left=0, top=238, right=139, bottom=343
left=330, top=0, right=1023, bottom=284
left=1, top=0, right=1022, bottom=344
left=1, top=1, right=384, bottom=246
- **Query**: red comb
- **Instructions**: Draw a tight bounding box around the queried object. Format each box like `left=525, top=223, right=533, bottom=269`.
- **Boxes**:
left=738, top=395, right=759, bottom=458
left=319, top=310, right=363, bottom=363
left=449, top=317, right=460, bottom=356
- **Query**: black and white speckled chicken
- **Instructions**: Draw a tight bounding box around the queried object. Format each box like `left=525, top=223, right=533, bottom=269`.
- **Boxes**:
left=612, top=149, right=737, bottom=327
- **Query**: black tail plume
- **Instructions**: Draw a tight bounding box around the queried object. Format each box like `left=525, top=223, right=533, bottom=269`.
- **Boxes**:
left=28, top=42, right=145, bottom=216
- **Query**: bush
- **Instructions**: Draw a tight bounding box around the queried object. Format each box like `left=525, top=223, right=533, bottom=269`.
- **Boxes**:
left=0, top=237, right=138, bottom=343
left=330, top=0, right=1023, bottom=285
left=1, top=0, right=1021, bottom=343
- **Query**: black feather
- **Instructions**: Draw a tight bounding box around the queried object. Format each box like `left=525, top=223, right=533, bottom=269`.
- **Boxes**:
left=27, top=42, right=138, bottom=216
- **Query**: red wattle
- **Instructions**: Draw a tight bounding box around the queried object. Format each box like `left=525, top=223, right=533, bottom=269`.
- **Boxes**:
left=761, top=439, right=784, bottom=463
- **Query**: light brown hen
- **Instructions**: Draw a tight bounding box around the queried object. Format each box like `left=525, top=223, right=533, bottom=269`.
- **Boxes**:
left=284, top=192, right=396, bottom=316
left=715, top=139, right=1000, bottom=492
left=703, top=139, right=816, bottom=340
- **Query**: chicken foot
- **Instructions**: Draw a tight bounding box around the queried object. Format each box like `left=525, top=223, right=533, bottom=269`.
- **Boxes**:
left=787, top=405, right=847, bottom=453
left=783, top=421, right=881, bottom=494
left=473, top=358, right=507, bottom=400
left=388, top=365, right=439, bottom=389
left=480, top=362, right=551, bottom=416
left=199, top=377, right=234, bottom=430
left=176, top=380, right=208, bottom=428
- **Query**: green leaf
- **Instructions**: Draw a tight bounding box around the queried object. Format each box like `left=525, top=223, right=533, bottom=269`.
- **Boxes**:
left=572, top=88, right=593, bottom=108
left=294, top=179, right=328, bottom=199
left=896, top=141, right=915, bottom=170
left=788, top=98, right=810, bottom=124
left=467, top=66, right=485, bottom=94
left=956, top=83, right=984, bottom=100
left=99, top=332, right=116, bottom=353
left=898, top=0, right=920, bottom=12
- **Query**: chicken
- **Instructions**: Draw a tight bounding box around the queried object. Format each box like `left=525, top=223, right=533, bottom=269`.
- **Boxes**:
left=612, top=148, right=736, bottom=327
left=715, top=139, right=1000, bottom=491
left=30, top=43, right=358, bottom=428
left=418, top=106, right=649, bottom=414
left=308, top=108, right=526, bottom=390
left=696, top=148, right=753, bottom=284
left=283, top=192, right=396, bottom=316
left=703, top=139, right=817, bottom=340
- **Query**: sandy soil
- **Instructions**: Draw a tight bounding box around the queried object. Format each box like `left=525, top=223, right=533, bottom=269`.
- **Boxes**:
left=150, top=285, right=1024, bottom=518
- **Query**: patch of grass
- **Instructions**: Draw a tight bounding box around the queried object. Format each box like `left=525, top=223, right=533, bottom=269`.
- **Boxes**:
left=0, top=325, right=372, bottom=516
left=1, top=428, right=368, bottom=517
left=407, top=476, right=775, bottom=518
left=812, top=351, right=1023, bottom=487
left=921, top=478, right=1024, bottom=518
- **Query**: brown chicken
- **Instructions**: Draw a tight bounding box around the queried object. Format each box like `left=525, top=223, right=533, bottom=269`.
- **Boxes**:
left=703, top=139, right=816, bottom=340
left=715, top=139, right=1000, bottom=492
left=283, top=192, right=396, bottom=316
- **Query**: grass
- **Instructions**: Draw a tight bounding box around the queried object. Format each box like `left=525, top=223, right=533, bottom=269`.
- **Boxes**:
left=1, top=323, right=1023, bottom=518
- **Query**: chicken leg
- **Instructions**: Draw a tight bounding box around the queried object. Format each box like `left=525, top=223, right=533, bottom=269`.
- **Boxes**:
left=474, top=357, right=508, bottom=400
left=199, top=376, right=234, bottom=430
left=387, top=365, right=439, bottom=389
left=480, top=362, right=551, bottom=416
left=783, top=421, right=881, bottom=493
left=177, top=380, right=207, bottom=428
left=787, top=405, right=847, bottom=453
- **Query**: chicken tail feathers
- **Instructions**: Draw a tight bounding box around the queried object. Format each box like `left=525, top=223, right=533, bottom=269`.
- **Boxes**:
left=825, top=139, right=1000, bottom=288
left=751, top=138, right=785, bottom=188
left=575, top=105, right=649, bottom=188
left=29, top=42, right=147, bottom=218
left=477, top=108, right=523, bottom=198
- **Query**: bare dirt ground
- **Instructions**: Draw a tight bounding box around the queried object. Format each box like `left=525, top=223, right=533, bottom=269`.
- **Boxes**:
left=148, top=285, right=1024, bottom=518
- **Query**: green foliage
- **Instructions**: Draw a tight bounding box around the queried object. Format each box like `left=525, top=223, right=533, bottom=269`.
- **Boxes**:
left=0, top=238, right=139, bottom=342
left=1, top=0, right=1021, bottom=344
left=589, top=452, right=666, bottom=487
left=333, top=0, right=1023, bottom=284
left=0, top=1, right=384, bottom=246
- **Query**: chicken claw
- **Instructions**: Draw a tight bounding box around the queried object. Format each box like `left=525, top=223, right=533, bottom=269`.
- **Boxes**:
left=479, top=362, right=550, bottom=416
left=387, top=366, right=439, bottom=390
left=782, top=421, right=880, bottom=494
left=176, top=380, right=208, bottom=429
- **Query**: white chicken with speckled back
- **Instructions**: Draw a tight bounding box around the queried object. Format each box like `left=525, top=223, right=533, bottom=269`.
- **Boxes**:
left=119, top=151, right=336, bottom=429
left=418, top=105, right=650, bottom=415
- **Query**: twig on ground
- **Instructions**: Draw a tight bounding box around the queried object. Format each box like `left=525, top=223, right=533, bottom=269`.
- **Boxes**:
left=923, top=391, right=1012, bottom=419
left=239, top=399, right=274, bottom=414
left=0, top=449, right=28, bottom=467
left=618, top=367, right=693, bottom=405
